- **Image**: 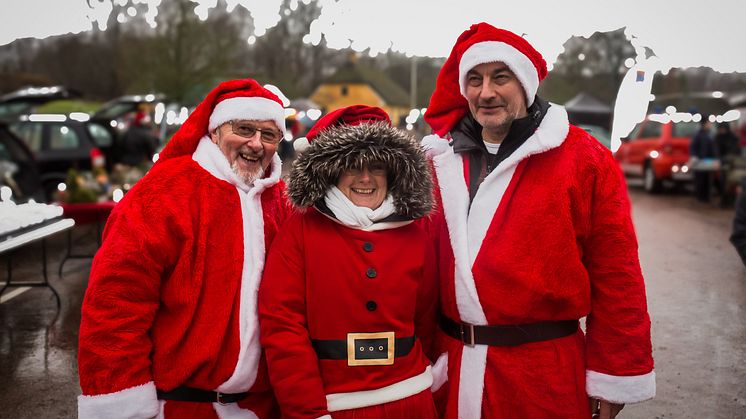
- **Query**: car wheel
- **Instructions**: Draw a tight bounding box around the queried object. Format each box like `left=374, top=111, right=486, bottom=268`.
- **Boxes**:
left=643, top=162, right=662, bottom=193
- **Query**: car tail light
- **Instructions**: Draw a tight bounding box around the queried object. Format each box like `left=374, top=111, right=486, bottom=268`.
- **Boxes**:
left=91, top=147, right=106, bottom=168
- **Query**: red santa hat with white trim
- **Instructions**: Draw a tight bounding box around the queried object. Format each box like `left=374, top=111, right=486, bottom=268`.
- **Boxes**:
left=158, top=78, right=286, bottom=161
left=424, top=22, right=548, bottom=137
left=293, top=104, right=390, bottom=152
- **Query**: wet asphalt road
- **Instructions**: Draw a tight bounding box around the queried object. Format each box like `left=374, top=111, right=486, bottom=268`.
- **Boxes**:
left=0, top=184, right=744, bottom=419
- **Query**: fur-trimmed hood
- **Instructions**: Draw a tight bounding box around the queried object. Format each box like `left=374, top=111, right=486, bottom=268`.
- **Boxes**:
left=287, top=121, right=434, bottom=219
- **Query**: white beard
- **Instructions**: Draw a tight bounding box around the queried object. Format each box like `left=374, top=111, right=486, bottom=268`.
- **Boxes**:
left=231, top=160, right=264, bottom=185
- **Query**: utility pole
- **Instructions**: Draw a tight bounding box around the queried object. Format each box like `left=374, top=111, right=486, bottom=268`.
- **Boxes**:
left=410, top=56, right=417, bottom=109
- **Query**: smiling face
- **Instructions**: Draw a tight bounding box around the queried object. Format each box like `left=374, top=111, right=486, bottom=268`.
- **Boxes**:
left=210, top=119, right=279, bottom=184
left=335, top=162, right=388, bottom=209
left=464, top=61, right=528, bottom=143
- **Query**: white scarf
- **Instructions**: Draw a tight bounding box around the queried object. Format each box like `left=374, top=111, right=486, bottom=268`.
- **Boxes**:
left=324, top=186, right=397, bottom=229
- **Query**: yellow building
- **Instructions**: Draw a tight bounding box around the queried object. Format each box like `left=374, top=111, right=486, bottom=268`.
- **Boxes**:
left=309, top=61, right=410, bottom=126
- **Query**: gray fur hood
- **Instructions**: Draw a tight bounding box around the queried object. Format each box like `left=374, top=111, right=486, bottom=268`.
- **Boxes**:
left=286, top=121, right=434, bottom=219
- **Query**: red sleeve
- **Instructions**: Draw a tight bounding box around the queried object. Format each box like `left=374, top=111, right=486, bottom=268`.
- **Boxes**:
left=258, top=214, right=330, bottom=419
left=583, top=153, right=655, bottom=403
left=78, top=191, right=179, bottom=417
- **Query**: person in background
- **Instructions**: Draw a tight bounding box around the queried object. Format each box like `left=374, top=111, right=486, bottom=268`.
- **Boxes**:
left=690, top=118, right=717, bottom=202
left=259, top=105, right=445, bottom=418
left=731, top=177, right=746, bottom=266
left=715, top=122, right=740, bottom=206
left=77, top=78, right=292, bottom=419
left=118, top=110, right=158, bottom=167
left=421, top=22, right=654, bottom=418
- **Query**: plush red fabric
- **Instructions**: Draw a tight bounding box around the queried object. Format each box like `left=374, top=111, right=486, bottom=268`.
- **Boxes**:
left=259, top=209, right=439, bottom=418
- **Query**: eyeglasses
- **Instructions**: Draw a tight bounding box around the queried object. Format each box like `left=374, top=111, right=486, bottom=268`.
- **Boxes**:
left=228, top=120, right=282, bottom=144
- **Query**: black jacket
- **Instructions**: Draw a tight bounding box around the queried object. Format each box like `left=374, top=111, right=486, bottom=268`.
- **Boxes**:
left=450, top=96, right=549, bottom=202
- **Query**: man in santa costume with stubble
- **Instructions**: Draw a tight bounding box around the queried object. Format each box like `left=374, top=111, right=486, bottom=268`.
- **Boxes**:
left=77, top=78, right=292, bottom=419
left=422, top=23, right=655, bottom=418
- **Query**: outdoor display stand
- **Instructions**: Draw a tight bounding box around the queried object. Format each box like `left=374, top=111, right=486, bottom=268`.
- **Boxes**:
left=0, top=217, right=75, bottom=308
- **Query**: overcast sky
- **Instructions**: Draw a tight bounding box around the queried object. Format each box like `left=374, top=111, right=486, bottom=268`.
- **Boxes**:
left=1, top=0, right=745, bottom=73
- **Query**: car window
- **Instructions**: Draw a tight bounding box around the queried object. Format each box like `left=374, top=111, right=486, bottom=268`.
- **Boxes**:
left=673, top=121, right=701, bottom=138
left=639, top=122, right=662, bottom=138
left=9, top=122, right=43, bottom=152
left=0, top=129, right=30, bottom=162
left=48, top=123, right=81, bottom=150
left=87, top=122, right=113, bottom=147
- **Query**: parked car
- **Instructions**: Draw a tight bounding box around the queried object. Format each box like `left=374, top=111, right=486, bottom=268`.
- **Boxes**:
left=614, top=116, right=701, bottom=193
left=8, top=117, right=113, bottom=199
left=0, top=86, right=81, bottom=122
left=0, top=121, right=43, bottom=202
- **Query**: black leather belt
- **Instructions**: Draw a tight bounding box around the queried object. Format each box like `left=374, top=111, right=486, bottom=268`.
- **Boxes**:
left=156, top=386, right=248, bottom=404
left=440, top=316, right=578, bottom=347
left=312, top=332, right=415, bottom=366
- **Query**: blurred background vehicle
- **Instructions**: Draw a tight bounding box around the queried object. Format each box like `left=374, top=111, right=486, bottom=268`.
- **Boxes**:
left=615, top=115, right=701, bottom=193
left=0, top=86, right=82, bottom=121
left=8, top=116, right=112, bottom=200
left=0, top=121, right=43, bottom=202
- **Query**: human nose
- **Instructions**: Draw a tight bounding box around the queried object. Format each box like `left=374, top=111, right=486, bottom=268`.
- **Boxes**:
left=244, top=130, right=263, bottom=150
left=358, top=168, right=372, bottom=182
left=478, top=79, right=494, bottom=100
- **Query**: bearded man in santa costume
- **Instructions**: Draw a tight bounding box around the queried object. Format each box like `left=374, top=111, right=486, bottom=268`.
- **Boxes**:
left=422, top=23, right=655, bottom=418
left=77, top=78, right=292, bottom=419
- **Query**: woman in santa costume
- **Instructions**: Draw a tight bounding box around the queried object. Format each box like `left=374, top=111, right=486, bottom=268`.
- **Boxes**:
left=78, top=79, right=292, bottom=419
left=258, top=105, right=446, bottom=419
left=421, top=23, right=655, bottom=418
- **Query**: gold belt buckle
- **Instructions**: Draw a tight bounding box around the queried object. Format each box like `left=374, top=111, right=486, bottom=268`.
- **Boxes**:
left=346, top=331, right=395, bottom=366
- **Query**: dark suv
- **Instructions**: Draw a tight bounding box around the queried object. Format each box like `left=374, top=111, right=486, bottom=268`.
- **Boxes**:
left=8, top=117, right=114, bottom=199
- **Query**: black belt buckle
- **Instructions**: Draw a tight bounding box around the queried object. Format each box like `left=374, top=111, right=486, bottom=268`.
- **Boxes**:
left=216, top=391, right=229, bottom=405
left=460, top=322, right=476, bottom=347
left=346, top=332, right=395, bottom=366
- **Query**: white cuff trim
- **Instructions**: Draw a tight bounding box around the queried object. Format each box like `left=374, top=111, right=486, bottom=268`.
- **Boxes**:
left=430, top=352, right=449, bottom=392
left=78, top=381, right=159, bottom=419
left=586, top=370, right=656, bottom=404
left=326, top=366, right=433, bottom=412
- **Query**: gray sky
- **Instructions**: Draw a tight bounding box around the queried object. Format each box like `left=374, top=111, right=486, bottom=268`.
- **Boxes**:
left=2, top=0, right=745, bottom=72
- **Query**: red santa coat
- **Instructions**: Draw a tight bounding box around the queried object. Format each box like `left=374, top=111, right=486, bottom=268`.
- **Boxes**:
left=78, top=138, right=291, bottom=419
left=258, top=208, right=440, bottom=418
left=423, top=105, right=655, bottom=418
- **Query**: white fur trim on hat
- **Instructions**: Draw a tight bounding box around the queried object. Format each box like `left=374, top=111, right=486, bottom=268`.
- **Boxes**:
left=209, top=96, right=286, bottom=135
left=458, top=41, right=539, bottom=107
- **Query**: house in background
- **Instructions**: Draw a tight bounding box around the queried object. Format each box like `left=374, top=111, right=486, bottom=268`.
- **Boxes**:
left=310, top=58, right=410, bottom=125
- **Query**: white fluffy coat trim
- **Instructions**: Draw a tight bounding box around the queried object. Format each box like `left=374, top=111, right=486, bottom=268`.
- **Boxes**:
left=325, top=366, right=433, bottom=412
left=208, top=96, right=286, bottom=135
left=586, top=370, right=656, bottom=404
left=193, top=137, right=282, bottom=393
left=422, top=104, right=569, bottom=418
left=78, top=381, right=159, bottom=419
left=459, top=41, right=539, bottom=107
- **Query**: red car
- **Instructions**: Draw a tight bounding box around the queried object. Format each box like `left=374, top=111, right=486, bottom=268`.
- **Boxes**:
left=615, top=116, right=700, bottom=193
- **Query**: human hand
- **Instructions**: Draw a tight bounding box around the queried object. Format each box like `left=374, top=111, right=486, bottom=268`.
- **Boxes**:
left=589, top=397, right=624, bottom=419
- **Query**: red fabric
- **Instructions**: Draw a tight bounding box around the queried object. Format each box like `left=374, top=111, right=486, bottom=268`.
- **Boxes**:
left=331, top=389, right=437, bottom=419
left=61, top=201, right=116, bottom=225
left=259, top=209, right=439, bottom=418
left=428, top=127, right=653, bottom=417
left=78, top=156, right=291, bottom=418
left=157, top=78, right=282, bottom=161
left=306, top=105, right=391, bottom=141
left=424, top=22, right=547, bottom=137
